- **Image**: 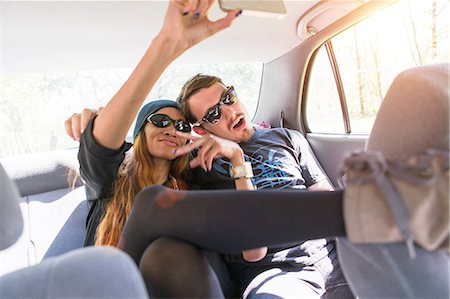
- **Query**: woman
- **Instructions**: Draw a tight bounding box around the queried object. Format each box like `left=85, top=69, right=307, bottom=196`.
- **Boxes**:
left=62, top=0, right=248, bottom=246
left=77, top=100, right=191, bottom=247
left=66, top=0, right=266, bottom=296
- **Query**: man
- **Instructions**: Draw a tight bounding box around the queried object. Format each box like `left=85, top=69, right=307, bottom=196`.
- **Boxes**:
left=171, top=74, right=350, bottom=298
left=175, top=74, right=333, bottom=192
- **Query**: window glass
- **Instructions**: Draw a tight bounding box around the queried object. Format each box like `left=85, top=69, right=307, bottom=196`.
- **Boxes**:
left=0, top=63, right=262, bottom=157
left=306, top=0, right=449, bottom=134
left=305, top=46, right=345, bottom=134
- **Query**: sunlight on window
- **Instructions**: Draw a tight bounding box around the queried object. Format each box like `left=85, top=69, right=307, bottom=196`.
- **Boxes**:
left=0, top=63, right=262, bottom=157
left=306, top=47, right=345, bottom=134
left=306, top=0, right=449, bottom=134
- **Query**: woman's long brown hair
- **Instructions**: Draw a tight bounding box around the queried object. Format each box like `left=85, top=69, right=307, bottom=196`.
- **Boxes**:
left=95, top=130, right=189, bottom=246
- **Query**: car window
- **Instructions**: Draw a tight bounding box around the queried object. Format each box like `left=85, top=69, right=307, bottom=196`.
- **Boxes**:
left=306, top=0, right=449, bottom=134
left=0, top=63, right=262, bottom=157
left=305, top=46, right=345, bottom=134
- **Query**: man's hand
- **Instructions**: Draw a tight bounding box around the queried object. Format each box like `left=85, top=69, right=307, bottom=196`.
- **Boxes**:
left=308, top=180, right=334, bottom=191
left=64, top=107, right=102, bottom=141
left=242, top=247, right=268, bottom=262
left=173, top=131, right=244, bottom=171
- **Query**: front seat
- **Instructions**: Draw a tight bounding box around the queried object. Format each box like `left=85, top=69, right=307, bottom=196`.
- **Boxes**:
left=337, top=63, right=449, bottom=298
left=0, top=163, right=149, bottom=299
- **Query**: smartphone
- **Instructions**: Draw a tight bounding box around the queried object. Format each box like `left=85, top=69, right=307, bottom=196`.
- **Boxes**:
left=219, top=0, right=287, bottom=19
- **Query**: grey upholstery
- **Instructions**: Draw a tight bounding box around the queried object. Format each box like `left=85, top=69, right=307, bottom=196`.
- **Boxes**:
left=0, top=149, right=83, bottom=197
left=0, top=149, right=87, bottom=275
left=337, top=240, right=449, bottom=298
left=1, top=187, right=89, bottom=275
left=0, top=160, right=148, bottom=298
left=0, top=246, right=148, bottom=299
left=0, top=164, right=23, bottom=250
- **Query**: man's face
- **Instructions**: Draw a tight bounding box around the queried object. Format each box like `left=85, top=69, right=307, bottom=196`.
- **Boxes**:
left=187, top=83, right=254, bottom=143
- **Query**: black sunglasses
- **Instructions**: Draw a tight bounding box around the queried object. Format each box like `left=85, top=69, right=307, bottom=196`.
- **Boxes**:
left=147, top=114, right=191, bottom=133
left=201, top=86, right=238, bottom=125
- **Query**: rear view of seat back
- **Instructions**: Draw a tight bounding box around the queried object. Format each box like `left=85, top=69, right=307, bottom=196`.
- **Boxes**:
left=0, top=163, right=23, bottom=251
left=0, top=149, right=87, bottom=275
left=337, top=63, right=449, bottom=298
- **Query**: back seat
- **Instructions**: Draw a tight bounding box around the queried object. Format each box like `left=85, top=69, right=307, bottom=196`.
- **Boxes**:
left=0, top=130, right=331, bottom=277
left=0, top=149, right=86, bottom=276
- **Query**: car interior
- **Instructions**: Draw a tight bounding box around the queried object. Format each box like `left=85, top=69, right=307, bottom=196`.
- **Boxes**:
left=1, top=0, right=448, bottom=295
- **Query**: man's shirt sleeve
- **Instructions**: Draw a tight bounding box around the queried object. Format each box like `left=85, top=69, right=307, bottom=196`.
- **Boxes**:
left=293, top=131, right=328, bottom=187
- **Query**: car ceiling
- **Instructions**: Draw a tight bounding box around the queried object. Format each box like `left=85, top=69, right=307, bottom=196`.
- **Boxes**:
left=2, top=0, right=329, bottom=75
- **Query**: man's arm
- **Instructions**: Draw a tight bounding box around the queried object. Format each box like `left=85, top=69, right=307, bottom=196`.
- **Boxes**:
left=308, top=179, right=334, bottom=191
left=292, top=130, right=333, bottom=190
left=174, top=131, right=268, bottom=262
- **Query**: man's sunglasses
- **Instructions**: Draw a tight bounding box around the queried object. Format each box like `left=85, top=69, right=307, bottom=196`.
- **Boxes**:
left=147, top=114, right=191, bottom=133
left=201, top=86, right=238, bottom=125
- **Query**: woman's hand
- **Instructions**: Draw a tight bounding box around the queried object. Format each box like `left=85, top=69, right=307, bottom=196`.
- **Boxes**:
left=159, top=0, right=240, bottom=55
left=173, top=131, right=244, bottom=171
left=89, top=0, right=240, bottom=149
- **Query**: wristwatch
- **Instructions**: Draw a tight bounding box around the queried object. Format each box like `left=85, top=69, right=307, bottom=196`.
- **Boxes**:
left=230, top=162, right=254, bottom=180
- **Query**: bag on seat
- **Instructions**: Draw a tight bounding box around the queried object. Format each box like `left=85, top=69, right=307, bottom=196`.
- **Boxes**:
left=339, top=63, right=449, bottom=255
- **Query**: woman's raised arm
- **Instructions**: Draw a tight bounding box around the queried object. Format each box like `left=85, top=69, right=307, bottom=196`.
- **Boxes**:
left=92, top=0, right=239, bottom=149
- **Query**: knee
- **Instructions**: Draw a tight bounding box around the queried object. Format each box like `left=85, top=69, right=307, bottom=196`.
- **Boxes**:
left=139, top=237, right=203, bottom=287
left=140, top=237, right=201, bottom=273
left=139, top=238, right=223, bottom=298
left=123, top=186, right=167, bottom=235
left=132, top=185, right=173, bottom=222
left=133, top=185, right=167, bottom=209
left=134, top=185, right=186, bottom=213
left=139, top=238, right=170, bottom=278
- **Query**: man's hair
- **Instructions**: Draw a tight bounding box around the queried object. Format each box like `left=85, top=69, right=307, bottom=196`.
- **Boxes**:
left=177, top=74, right=224, bottom=123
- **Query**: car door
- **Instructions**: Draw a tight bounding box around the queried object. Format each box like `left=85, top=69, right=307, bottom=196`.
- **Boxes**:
left=301, top=0, right=449, bottom=186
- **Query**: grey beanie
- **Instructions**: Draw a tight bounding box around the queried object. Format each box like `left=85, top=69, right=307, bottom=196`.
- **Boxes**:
left=133, top=99, right=179, bottom=140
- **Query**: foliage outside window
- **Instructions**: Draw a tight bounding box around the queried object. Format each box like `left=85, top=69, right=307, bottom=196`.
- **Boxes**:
left=0, top=63, right=262, bottom=157
left=305, top=47, right=346, bottom=134
left=306, top=0, right=449, bottom=134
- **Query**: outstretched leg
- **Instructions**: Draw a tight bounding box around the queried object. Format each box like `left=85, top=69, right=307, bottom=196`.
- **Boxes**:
left=119, top=185, right=345, bottom=264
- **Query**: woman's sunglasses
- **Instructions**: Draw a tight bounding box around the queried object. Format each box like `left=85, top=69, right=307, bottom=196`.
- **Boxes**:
left=147, top=114, right=192, bottom=133
left=201, top=86, right=238, bottom=125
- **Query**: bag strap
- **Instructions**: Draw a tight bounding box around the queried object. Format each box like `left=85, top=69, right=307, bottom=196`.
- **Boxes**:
left=339, top=151, right=416, bottom=258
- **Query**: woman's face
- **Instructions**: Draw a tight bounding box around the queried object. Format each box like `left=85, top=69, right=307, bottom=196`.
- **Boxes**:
left=143, top=107, right=189, bottom=161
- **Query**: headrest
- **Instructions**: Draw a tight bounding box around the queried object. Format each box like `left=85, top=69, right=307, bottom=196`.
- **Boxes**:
left=366, top=63, right=449, bottom=157
left=0, top=163, right=24, bottom=250
left=340, top=64, right=449, bottom=254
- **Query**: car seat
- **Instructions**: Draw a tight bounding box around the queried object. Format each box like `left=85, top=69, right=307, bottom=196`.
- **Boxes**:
left=337, top=63, right=449, bottom=298
left=0, top=162, right=149, bottom=299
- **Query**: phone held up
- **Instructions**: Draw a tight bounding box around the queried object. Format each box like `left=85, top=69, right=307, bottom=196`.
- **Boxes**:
left=219, top=0, right=287, bottom=19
